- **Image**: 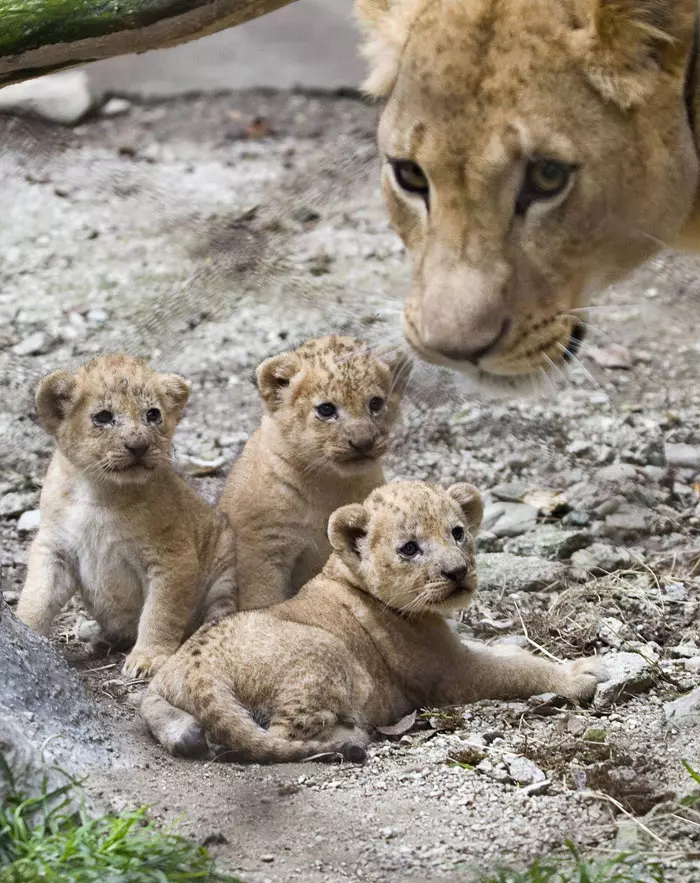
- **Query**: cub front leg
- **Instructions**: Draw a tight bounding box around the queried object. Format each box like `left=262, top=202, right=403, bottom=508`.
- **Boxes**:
left=450, top=642, right=608, bottom=705
left=16, top=534, right=78, bottom=636
left=123, top=556, right=199, bottom=680
left=235, top=540, right=297, bottom=611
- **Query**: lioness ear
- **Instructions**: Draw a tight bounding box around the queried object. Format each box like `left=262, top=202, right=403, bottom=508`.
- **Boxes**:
left=355, top=0, right=421, bottom=97
left=447, top=483, right=484, bottom=534
left=35, top=370, right=76, bottom=436
left=577, top=0, right=696, bottom=108
left=160, top=374, right=191, bottom=421
left=255, top=352, right=300, bottom=412
left=328, top=504, right=370, bottom=567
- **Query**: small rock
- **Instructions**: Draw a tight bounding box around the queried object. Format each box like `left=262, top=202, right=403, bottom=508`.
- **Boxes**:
left=16, top=510, right=41, bottom=533
left=684, top=657, right=700, bottom=674
left=481, top=502, right=538, bottom=538
left=595, top=463, right=640, bottom=484
left=11, top=332, right=49, bottom=357
left=664, top=687, right=700, bottom=729
left=490, top=482, right=529, bottom=503
left=586, top=343, right=632, bottom=369
left=570, top=543, right=634, bottom=576
left=597, top=617, right=630, bottom=648
left=670, top=644, right=700, bottom=659
left=594, top=497, right=623, bottom=518
left=521, top=780, right=552, bottom=797
left=603, top=505, right=649, bottom=538
left=595, top=652, right=656, bottom=708
left=78, top=620, right=102, bottom=643
left=101, top=97, right=132, bottom=117
left=503, top=753, right=546, bottom=786
left=503, top=525, right=592, bottom=560
left=562, top=510, right=590, bottom=527
left=86, top=308, right=109, bottom=324
left=0, top=70, right=93, bottom=125
left=665, top=443, right=700, bottom=471
left=662, top=582, right=688, bottom=603
left=260, top=855, right=275, bottom=863
left=476, top=552, right=570, bottom=593
left=567, top=440, right=591, bottom=456
left=0, top=491, right=37, bottom=519
left=2, top=591, right=20, bottom=606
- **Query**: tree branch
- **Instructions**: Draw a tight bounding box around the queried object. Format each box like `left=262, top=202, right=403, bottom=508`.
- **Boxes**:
left=0, top=0, right=298, bottom=88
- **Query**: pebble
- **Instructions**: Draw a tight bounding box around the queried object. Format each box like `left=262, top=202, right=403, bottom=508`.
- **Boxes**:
left=11, top=331, right=49, bottom=357
left=0, top=491, right=37, bottom=519
left=570, top=543, right=633, bottom=576
left=101, top=98, right=132, bottom=118
left=595, top=652, right=656, bottom=708
left=476, top=552, right=570, bottom=593
left=16, top=510, right=41, bottom=533
left=502, top=754, right=546, bottom=786
left=86, top=308, right=109, bottom=324
left=481, top=502, right=538, bottom=538
left=0, top=70, right=93, bottom=125
left=684, top=657, right=700, bottom=674
left=2, top=591, right=20, bottom=606
left=566, top=440, right=591, bottom=456
left=664, top=442, right=700, bottom=471
left=663, top=687, right=700, bottom=729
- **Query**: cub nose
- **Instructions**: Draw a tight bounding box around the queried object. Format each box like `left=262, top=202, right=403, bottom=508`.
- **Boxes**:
left=441, top=564, right=467, bottom=584
left=124, top=440, right=150, bottom=459
left=348, top=436, right=375, bottom=455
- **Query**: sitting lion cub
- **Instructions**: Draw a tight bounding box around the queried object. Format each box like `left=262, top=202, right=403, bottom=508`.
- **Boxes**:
left=16, top=354, right=236, bottom=679
left=218, top=334, right=409, bottom=610
left=141, top=480, right=608, bottom=762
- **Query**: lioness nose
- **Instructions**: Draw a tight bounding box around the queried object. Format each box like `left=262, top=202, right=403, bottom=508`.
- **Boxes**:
left=432, top=317, right=510, bottom=365
left=441, top=564, right=467, bottom=583
left=124, top=440, right=150, bottom=459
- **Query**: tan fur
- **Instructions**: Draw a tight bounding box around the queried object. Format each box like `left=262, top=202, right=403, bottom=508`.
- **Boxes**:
left=218, top=335, right=409, bottom=610
left=354, top=0, right=700, bottom=390
left=16, top=354, right=236, bottom=679
left=142, top=481, right=608, bottom=763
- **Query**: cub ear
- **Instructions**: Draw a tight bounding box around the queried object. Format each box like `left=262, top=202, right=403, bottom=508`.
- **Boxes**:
left=159, top=373, right=191, bottom=421
left=328, top=503, right=370, bottom=567
left=355, top=0, right=417, bottom=97
left=378, top=346, right=412, bottom=401
left=35, top=370, right=76, bottom=436
left=575, top=0, right=696, bottom=108
left=255, top=352, right=300, bottom=412
left=447, top=483, right=484, bottom=534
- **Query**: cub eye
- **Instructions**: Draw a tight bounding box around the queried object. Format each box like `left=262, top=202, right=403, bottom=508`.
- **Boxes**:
left=452, top=526, right=465, bottom=543
left=315, top=402, right=337, bottom=420
left=145, top=408, right=162, bottom=424
left=517, top=159, right=575, bottom=215
left=92, top=410, right=114, bottom=427
left=368, top=396, right=385, bottom=415
left=389, top=159, right=429, bottom=200
left=398, top=541, right=420, bottom=559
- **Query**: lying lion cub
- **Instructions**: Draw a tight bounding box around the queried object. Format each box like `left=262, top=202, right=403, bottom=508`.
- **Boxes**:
left=16, top=354, right=236, bottom=679
left=218, top=334, right=409, bottom=610
left=142, top=480, right=608, bottom=763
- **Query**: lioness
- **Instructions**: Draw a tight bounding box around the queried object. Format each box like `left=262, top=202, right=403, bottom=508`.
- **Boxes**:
left=16, top=354, right=236, bottom=678
left=355, top=0, right=700, bottom=389
left=141, top=480, right=607, bottom=763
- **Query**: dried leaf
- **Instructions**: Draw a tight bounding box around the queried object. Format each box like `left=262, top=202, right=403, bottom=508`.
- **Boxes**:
left=522, top=488, right=568, bottom=516
left=178, top=454, right=226, bottom=476
left=376, top=710, right=417, bottom=736
left=586, top=344, right=633, bottom=370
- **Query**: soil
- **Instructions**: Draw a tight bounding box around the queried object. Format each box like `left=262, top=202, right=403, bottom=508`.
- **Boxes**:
left=1, top=91, right=699, bottom=882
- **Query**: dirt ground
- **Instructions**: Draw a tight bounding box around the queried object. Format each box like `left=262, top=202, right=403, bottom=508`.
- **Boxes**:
left=1, top=91, right=700, bottom=882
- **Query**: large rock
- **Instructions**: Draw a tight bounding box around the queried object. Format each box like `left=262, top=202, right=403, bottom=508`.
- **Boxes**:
left=476, top=552, right=570, bottom=594
left=664, top=688, right=700, bottom=730
left=594, top=652, right=656, bottom=708
left=571, top=543, right=635, bottom=576
left=0, top=71, right=93, bottom=125
left=0, top=597, right=108, bottom=798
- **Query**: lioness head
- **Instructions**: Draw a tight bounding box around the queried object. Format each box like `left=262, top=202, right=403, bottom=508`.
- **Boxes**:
left=356, top=0, right=698, bottom=388
left=255, top=334, right=410, bottom=475
left=329, top=480, right=483, bottom=615
left=35, top=354, right=190, bottom=485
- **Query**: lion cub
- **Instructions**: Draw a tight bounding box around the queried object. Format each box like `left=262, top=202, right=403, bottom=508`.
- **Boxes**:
left=142, top=480, right=608, bottom=763
left=16, top=354, right=236, bottom=679
left=218, top=334, right=409, bottom=610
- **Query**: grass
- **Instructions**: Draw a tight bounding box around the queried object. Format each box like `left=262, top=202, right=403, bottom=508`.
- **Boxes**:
left=0, top=757, right=243, bottom=883
left=476, top=843, right=666, bottom=882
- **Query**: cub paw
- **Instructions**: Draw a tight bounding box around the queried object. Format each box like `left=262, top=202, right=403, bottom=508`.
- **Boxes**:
left=123, top=648, right=171, bottom=680
left=558, top=657, right=609, bottom=703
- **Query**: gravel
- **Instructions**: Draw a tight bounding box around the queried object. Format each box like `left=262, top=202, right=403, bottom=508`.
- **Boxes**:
left=1, top=91, right=700, bottom=881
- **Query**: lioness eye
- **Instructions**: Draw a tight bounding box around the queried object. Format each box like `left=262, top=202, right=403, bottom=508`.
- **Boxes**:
left=315, top=402, right=337, bottom=420
left=398, top=541, right=420, bottom=559
left=452, top=526, right=465, bottom=543
left=369, top=396, right=385, bottom=415
left=517, top=159, right=574, bottom=214
left=145, top=408, right=162, bottom=424
left=389, top=159, right=429, bottom=200
left=92, top=410, right=114, bottom=427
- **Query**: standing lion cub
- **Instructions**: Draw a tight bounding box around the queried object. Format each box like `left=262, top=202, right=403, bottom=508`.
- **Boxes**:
left=218, top=334, right=409, bottom=610
left=142, top=480, right=608, bottom=763
left=16, top=354, right=236, bottom=679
